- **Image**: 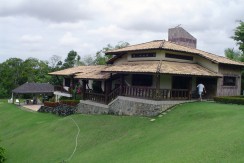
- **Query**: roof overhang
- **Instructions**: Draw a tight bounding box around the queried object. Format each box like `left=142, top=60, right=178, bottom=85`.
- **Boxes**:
left=102, top=61, right=221, bottom=77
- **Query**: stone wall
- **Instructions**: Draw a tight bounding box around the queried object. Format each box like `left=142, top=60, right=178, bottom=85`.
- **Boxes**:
left=77, top=100, right=109, bottom=114
left=77, top=96, right=192, bottom=117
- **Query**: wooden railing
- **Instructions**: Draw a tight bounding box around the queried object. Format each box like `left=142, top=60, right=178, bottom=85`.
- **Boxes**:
left=107, top=87, right=121, bottom=103
left=122, top=86, right=156, bottom=99
left=170, top=89, right=190, bottom=100
left=84, top=91, right=106, bottom=104
left=83, top=86, right=190, bottom=104
left=122, top=86, right=189, bottom=100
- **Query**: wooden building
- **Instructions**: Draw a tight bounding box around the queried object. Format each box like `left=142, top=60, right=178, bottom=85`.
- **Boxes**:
left=49, top=38, right=244, bottom=105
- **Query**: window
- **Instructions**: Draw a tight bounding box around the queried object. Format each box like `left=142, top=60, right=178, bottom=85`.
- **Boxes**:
left=132, top=74, right=153, bottom=86
left=165, top=53, right=193, bottom=61
left=223, top=76, right=236, bottom=86
left=131, top=53, right=156, bottom=58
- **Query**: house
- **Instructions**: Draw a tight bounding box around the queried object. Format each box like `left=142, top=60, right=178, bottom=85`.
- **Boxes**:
left=49, top=27, right=244, bottom=116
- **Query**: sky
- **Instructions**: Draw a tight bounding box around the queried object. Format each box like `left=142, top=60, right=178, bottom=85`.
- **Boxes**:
left=0, top=0, right=244, bottom=63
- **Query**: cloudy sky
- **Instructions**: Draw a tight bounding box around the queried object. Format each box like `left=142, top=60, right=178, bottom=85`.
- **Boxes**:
left=0, top=0, right=244, bottom=63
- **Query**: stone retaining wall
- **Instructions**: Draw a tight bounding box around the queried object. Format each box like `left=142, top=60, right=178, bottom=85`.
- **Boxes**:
left=77, top=96, right=192, bottom=117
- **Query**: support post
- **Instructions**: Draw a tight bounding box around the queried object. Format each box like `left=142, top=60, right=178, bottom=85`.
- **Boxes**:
left=156, top=74, right=160, bottom=100
left=82, top=80, right=86, bottom=100
left=188, top=77, right=192, bottom=100
left=12, top=93, right=15, bottom=104
left=104, top=79, right=112, bottom=104
left=120, top=74, right=124, bottom=95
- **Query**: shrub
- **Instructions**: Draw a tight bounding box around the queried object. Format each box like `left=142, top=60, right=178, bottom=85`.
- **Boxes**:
left=214, top=96, right=244, bottom=105
left=44, top=101, right=59, bottom=107
left=0, top=144, right=6, bottom=163
left=38, top=105, right=77, bottom=116
left=60, top=100, right=80, bottom=106
left=59, top=96, right=72, bottom=101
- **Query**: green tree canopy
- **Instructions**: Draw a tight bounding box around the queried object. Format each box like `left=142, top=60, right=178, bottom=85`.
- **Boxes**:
left=62, top=50, right=83, bottom=69
left=231, top=21, right=244, bottom=54
left=94, top=41, right=129, bottom=65
left=224, top=48, right=244, bottom=62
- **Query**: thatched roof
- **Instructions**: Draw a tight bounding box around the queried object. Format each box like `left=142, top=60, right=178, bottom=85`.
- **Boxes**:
left=74, top=65, right=110, bottom=80
left=49, top=61, right=221, bottom=79
left=102, top=61, right=221, bottom=77
left=12, top=83, right=54, bottom=94
left=49, top=65, right=110, bottom=80
left=48, top=66, right=85, bottom=76
left=106, top=40, right=244, bottom=66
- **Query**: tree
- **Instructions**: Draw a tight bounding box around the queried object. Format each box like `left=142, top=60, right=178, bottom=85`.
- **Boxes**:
left=83, top=55, right=95, bottom=66
left=224, top=48, right=244, bottom=62
left=0, top=57, right=52, bottom=98
left=62, top=50, right=82, bottom=69
left=94, top=41, right=129, bottom=65
left=0, top=58, right=24, bottom=97
left=231, top=21, right=244, bottom=54
left=49, top=55, right=62, bottom=69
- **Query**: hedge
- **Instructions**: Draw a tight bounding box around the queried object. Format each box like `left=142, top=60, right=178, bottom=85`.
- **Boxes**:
left=214, top=96, right=244, bottom=105
left=44, top=101, right=59, bottom=107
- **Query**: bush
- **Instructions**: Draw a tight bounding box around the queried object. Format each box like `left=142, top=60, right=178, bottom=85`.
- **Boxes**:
left=60, top=100, right=80, bottom=106
left=44, top=101, right=59, bottom=107
left=59, top=96, right=72, bottom=101
left=38, top=105, right=77, bottom=116
left=214, top=96, right=244, bottom=105
left=0, top=144, right=6, bottom=163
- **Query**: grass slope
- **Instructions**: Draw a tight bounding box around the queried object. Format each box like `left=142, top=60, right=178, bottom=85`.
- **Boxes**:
left=1, top=100, right=244, bottom=163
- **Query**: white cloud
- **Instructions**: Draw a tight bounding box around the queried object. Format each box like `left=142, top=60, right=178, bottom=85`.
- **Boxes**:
left=48, top=22, right=86, bottom=30
left=0, top=0, right=244, bottom=63
left=0, top=0, right=94, bottom=22
left=20, top=35, right=43, bottom=43
left=59, top=32, right=79, bottom=46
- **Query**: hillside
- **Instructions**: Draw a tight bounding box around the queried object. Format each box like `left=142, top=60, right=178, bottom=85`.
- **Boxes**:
left=1, top=100, right=244, bottom=162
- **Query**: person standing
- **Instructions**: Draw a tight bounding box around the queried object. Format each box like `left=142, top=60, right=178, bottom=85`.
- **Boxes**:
left=197, top=83, right=206, bottom=101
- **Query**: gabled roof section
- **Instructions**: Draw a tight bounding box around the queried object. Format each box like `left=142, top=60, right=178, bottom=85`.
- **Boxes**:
left=48, top=66, right=85, bottom=76
left=49, top=65, right=110, bottom=80
left=12, top=83, right=54, bottom=94
left=106, top=40, right=244, bottom=66
left=74, top=65, right=110, bottom=80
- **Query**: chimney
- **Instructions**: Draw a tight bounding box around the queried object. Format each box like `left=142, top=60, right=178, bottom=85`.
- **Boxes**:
left=168, top=26, right=197, bottom=48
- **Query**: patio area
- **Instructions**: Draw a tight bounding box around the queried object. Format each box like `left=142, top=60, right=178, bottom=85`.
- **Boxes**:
left=21, top=104, right=43, bottom=112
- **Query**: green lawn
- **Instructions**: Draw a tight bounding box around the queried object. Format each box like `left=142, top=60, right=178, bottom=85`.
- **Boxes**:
left=1, top=100, right=244, bottom=163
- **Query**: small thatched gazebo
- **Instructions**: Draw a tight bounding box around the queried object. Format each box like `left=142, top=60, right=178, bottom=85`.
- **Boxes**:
left=12, top=82, right=54, bottom=104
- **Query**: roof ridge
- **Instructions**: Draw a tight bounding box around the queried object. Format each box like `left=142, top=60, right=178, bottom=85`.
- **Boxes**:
left=106, top=40, right=164, bottom=53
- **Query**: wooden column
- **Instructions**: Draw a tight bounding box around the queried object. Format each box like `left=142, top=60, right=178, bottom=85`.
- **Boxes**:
left=12, top=93, right=15, bottom=104
left=82, top=80, right=86, bottom=100
left=156, top=74, right=160, bottom=100
left=104, top=80, right=110, bottom=104
left=120, top=74, right=124, bottom=95
left=188, top=77, right=192, bottom=100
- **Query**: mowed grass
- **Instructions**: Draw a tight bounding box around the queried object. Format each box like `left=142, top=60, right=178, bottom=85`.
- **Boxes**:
left=1, top=99, right=244, bottom=163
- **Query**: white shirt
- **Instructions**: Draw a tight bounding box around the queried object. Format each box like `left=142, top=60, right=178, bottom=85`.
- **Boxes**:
left=197, top=84, right=205, bottom=92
